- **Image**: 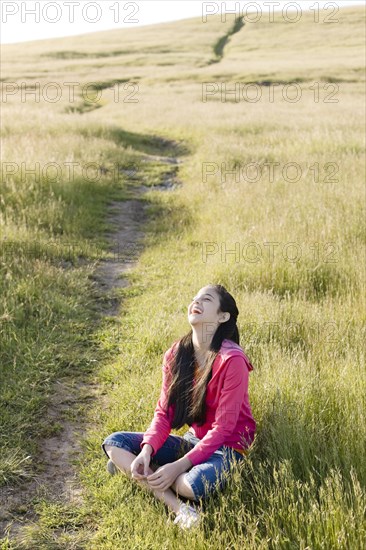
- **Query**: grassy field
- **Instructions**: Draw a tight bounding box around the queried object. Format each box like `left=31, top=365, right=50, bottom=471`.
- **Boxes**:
left=1, top=5, right=365, bottom=549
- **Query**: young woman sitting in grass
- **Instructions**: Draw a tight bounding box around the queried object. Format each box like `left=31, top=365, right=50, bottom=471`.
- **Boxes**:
left=102, top=284, right=256, bottom=530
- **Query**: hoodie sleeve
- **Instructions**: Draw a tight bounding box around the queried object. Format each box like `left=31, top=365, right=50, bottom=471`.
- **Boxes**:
left=184, top=354, right=249, bottom=466
left=140, top=346, right=176, bottom=457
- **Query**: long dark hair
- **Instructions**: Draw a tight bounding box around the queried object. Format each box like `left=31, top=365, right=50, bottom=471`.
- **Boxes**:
left=166, top=284, right=240, bottom=429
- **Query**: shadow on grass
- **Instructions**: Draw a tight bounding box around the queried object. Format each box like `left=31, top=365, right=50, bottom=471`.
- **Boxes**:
left=92, top=127, right=192, bottom=158
left=208, top=16, right=245, bottom=65
left=43, top=50, right=131, bottom=60
left=65, top=100, right=104, bottom=115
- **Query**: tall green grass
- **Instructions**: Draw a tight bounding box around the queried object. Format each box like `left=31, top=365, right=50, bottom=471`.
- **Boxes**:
left=1, top=5, right=365, bottom=548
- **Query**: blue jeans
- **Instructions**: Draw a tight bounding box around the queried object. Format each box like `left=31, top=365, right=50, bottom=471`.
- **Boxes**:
left=101, top=430, right=245, bottom=502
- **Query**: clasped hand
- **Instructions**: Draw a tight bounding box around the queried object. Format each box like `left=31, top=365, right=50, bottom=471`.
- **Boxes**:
left=131, top=453, right=182, bottom=492
left=146, top=461, right=183, bottom=491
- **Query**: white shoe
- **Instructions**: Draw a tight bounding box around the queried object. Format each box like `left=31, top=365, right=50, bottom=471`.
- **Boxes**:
left=173, top=503, right=200, bottom=530
left=106, top=459, right=118, bottom=475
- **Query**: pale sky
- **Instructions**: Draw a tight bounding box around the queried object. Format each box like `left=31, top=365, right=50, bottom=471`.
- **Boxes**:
left=0, top=0, right=365, bottom=45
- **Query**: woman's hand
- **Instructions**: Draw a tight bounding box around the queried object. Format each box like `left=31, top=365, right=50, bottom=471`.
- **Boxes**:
left=130, top=450, right=151, bottom=480
left=146, top=462, right=183, bottom=492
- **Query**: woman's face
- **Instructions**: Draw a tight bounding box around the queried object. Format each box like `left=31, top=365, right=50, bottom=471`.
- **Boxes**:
left=187, top=286, right=229, bottom=331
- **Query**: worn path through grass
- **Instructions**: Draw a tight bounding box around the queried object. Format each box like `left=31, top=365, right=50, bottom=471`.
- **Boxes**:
left=0, top=135, right=187, bottom=546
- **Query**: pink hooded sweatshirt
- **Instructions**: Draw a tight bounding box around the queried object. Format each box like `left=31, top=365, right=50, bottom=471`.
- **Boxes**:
left=140, top=338, right=256, bottom=466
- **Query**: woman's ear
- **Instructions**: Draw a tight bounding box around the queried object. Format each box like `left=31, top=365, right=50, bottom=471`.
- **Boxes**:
left=219, top=312, right=230, bottom=323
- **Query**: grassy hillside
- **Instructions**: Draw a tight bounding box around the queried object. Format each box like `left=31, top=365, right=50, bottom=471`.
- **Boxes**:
left=1, top=6, right=365, bottom=549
